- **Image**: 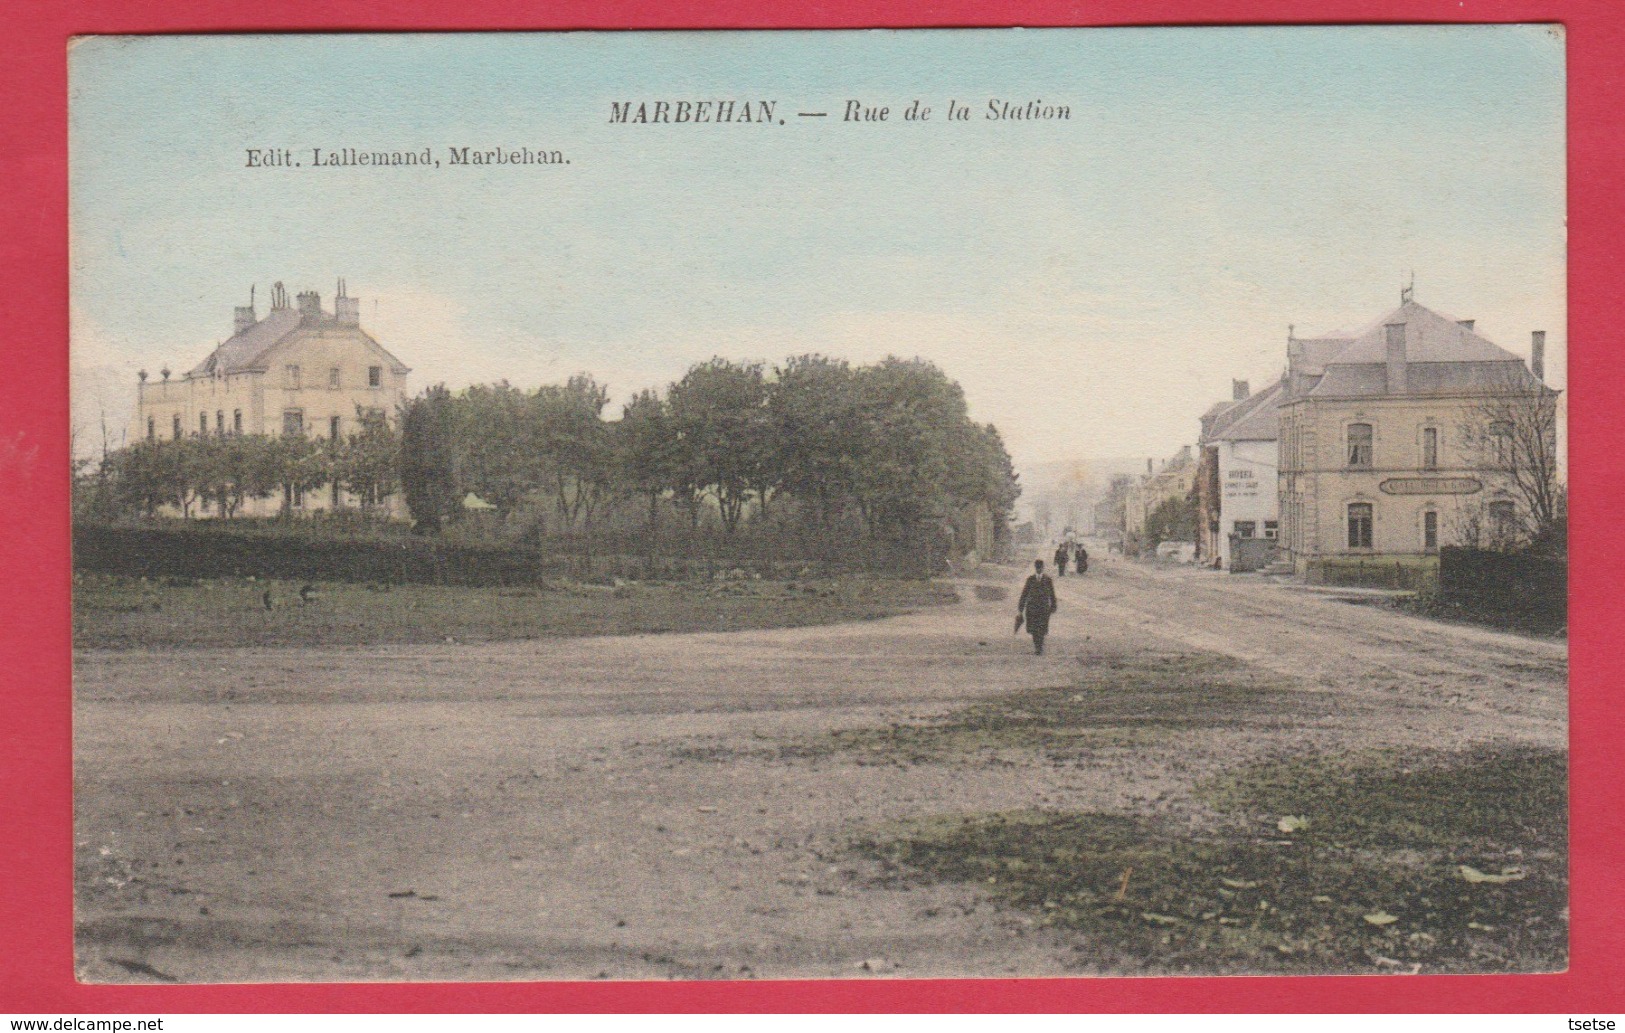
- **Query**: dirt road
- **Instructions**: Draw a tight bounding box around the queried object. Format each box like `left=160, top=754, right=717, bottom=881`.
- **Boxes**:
left=74, top=556, right=1566, bottom=982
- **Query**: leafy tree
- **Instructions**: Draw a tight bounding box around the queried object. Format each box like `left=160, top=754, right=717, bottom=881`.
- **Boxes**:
left=448, top=382, right=545, bottom=520
left=667, top=359, right=770, bottom=534
left=536, top=374, right=614, bottom=532
left=616, top=388, right=677, bottom=542
left=336, top=407, right=400, bottom=516
left=1145, top=493, right=1197, bottom=546
left=770, top=354, right=864, bottom=526
left=399, top=385, right=461, bottom=533
left=105, top=439, right=182, bottom=518
left=196, top=434, right=280, bottom=518
left=848, top=356, right=969, bottom=536
left=270, top=433, right=332, bottom=519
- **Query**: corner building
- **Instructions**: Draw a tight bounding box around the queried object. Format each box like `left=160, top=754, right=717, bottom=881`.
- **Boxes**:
left=1277, top=298, right=1553, bottom=578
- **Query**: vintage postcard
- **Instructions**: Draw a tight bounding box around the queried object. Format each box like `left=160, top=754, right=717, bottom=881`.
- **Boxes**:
left=69, top=27, right=1567, bottom=982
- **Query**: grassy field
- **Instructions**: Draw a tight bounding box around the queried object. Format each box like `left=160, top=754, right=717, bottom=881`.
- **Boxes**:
left=73, top=571, right=959, bottom=650
left=855, top=745, right=1566, bottom=974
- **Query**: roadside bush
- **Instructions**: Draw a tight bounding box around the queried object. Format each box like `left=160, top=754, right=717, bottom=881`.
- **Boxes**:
left=1435, top=546, right=1566, bottom=635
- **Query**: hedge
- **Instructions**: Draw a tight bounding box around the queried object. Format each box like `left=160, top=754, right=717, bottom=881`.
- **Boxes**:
left=1437, top=546, right=1567, bottom=634
left=73, top=523, right=571, bottom=587
left=72, top=521, right=947, bottom=585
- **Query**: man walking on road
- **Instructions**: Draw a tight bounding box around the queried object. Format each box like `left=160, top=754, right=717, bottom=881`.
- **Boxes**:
left=1053, top=543, right=1070, bottom=577
left=1017, top=559, right=1059, bottom=655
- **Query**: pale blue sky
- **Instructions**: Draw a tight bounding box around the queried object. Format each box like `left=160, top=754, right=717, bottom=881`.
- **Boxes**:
left=69, top=27, right=1566, bottom=485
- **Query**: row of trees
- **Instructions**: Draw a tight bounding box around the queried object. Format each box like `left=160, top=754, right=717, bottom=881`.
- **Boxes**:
left=399, top=355, right=1021, bottom=547
left=79, top=409, right=398, bottom=521
left=83, top=355, right=1022, bottom=562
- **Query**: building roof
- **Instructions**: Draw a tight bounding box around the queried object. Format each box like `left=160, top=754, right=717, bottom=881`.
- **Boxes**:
left=1201, top=376, right=1285, bottom=443
left=1331, top=300, right=1524, bottom=365
left=1213, top=377, right=1285, bottom=441
left=187, top=301, right=410, bottom=378
left=1289, top=299, right=1548, bottom=400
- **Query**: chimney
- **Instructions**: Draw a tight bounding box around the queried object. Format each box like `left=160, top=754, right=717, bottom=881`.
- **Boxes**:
left=1384, top=321, right=1408, bottom=395
left=1457, top=319, right=1475, bottom=331
left=1531, top=330, right=1546, bottom=382
left=334, top=277, right=360, bottom=326
left=233, top=284, right=257, bottom=335
left=1232, top=379, right=1250, bottom=401
left=296, top=290, right=322, bottom=325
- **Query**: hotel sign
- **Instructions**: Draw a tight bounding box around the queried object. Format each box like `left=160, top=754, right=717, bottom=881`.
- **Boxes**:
left=1379, top=477, right=1482, bottom=496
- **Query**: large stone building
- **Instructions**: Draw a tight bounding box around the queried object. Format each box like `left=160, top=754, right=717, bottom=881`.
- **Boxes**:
left=1277, top=297, right=1554, bottom=576
left=133, top=280, right=410, bottom=514
left=1195, top=377, right=1285, bottom=570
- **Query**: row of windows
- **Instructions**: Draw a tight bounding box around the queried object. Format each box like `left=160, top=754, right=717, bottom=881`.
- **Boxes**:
left=1232, top=520, right=1279, bottom=540
left=149, top=410, right=245, bottom=439
left=285, top=364, right=384, bottom=390
left=1342, top=420, right=1512, bottom=470
left=1342, top=500, right=1513, bottom=551
left=148, top=410, right=377, bottom=441
left=1345, top=422, right=1444, bottom=469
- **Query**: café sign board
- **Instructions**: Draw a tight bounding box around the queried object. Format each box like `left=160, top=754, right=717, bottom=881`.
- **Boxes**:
left=1379, top=477, right=1482, bottom=496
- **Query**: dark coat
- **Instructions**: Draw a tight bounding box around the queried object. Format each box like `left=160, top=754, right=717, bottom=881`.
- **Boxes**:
left=1053, top=546, right=1069, bottom=568
left=1017, top=573, right=1058, bottom=636
left=1074, top=545, right=1089, bottom=573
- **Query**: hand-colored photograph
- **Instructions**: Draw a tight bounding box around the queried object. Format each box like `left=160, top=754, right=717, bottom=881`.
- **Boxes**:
left=69, top=27, right=1566, bottom=982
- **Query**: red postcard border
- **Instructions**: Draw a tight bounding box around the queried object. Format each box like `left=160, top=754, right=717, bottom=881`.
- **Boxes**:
left=3, top=0, right=1620, bottom=1014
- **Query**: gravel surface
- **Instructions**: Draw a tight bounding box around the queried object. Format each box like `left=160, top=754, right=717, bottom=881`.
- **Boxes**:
left=74, top=554, right=1566, bottom=982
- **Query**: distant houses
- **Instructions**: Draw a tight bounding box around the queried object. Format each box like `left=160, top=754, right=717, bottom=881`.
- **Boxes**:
left=1122, top=446, right=1195, bottom=557
left=1121, top=294, right=1557, bottom=582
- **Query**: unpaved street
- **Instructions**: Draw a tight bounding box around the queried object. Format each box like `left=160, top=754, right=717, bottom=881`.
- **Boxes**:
left=74, top=556, right=1566, bottom=982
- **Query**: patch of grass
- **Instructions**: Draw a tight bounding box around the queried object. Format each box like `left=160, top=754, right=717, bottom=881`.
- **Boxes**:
left=72, top=572, right=958, bottom=650
left=769, top=651, right=1308, bottom=766
left=855, top=745, right=1566, bottom=974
